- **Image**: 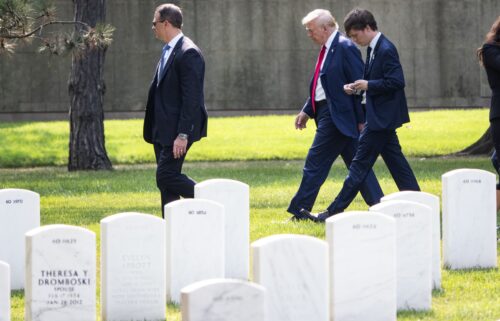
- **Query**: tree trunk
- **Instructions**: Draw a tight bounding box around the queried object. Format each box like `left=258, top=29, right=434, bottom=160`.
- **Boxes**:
left=68, top=0, right=112, bottom=170
left=455, top=127, right=494, bottom=156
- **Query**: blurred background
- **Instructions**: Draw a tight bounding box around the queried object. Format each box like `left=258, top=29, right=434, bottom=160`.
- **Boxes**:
left=0, top=0, right=498, bottom=120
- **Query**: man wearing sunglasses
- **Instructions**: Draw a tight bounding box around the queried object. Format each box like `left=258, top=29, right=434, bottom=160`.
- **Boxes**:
left=144, top=3, right=208, bottom=218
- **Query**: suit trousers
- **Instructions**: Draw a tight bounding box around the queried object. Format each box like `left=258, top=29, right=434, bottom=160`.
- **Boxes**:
left=287, top=105, right=383, bottom=216
left=327, top=127, right=420, bottom=214
left=154, top=143, right=196, bottom=218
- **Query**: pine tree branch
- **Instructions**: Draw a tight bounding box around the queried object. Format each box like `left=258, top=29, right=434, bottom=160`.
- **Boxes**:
left=1, top=20, right=90, bottom=39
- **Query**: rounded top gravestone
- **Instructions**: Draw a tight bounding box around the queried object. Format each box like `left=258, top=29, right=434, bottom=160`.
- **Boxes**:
left=0, top=188, right=40, bottom=290
left=381, top=191, right=442, bottom=290
left=101, top=212, right=166, bottom=321
left=370, top=201, right=433, bottom=311
left=25, top=224, right=96, bottom=321
left=195, top=179, right=250, bottom=280
left=181, top=278, right=266, bottom=321
left=165, top=199, right=225, bottom=304
left=442, top=168, right=497, bottom=269
left=252, top=234, right=328, bottom=321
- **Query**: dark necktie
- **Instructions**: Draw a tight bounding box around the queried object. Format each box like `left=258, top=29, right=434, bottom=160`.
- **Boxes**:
left=311, top=45, right=327, bottom=114
left=363, top=46, right=372, bottom=79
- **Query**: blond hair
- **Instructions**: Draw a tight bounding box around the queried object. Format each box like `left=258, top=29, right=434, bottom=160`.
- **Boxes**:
left=302, top=9, right=338, bottom=29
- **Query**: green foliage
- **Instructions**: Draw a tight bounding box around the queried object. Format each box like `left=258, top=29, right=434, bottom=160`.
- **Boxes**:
left=0, top=0, right=34, bottom=26
left=0, top=0, right=113, bottom=55
left=0, top=109, right=490, bottom=167
left=86, top=23, right=115, bottom=48
left=1, top=158, right=499, bottom=321
left=1, top=0, right=52, bottom=51
left=31, top=0, right=56, bottom=15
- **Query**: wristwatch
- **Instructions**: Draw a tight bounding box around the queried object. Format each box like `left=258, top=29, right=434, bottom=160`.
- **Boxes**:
left=177, top=133, right=188, bottom=140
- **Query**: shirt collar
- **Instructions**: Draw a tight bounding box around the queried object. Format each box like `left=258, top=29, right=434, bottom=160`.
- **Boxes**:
left=324, top=30, right=337, bottom=50
left=166, top=32, right=183, bottom=50
left=369, top=31, right=382, bottom=50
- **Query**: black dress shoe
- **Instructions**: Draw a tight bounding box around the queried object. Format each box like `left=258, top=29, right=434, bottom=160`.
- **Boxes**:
left=299, top=209, right=332, bottom=223
left=288, top=214, right=307, bottom=222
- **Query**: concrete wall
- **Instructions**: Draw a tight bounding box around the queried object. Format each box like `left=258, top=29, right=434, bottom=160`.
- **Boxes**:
left=0, top=0, right=498, bottom=120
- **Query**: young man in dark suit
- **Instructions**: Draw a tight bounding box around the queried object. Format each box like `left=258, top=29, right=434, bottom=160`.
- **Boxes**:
left=301, top=8, right=420, bottom=222
left=143, top=3, right=208, bottom=217
left=287, top=9, right=383, bottom=221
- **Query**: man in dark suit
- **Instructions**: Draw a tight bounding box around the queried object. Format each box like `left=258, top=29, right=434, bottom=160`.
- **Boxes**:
left=287, top=9, right=383, bottom=221
left=302, top=8, right=420, bottom=222
left=143, top=3, right=208, bottom=217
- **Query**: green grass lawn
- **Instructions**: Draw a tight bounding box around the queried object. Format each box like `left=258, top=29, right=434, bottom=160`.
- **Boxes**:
left=0, top=109, right=490, bottom=167
left=0, top=109, right=499, bottom=320
left=2, top=159, right=499, bottom=321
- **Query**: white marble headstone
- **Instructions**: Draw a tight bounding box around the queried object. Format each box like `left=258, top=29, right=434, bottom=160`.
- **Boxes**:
left=101, top=213, right=166, bottom=321
left=181, top=279, right=265, bottom=321
left=0, top=261, right=10, bottom=321
left=382, top=191, right=442, bottom=289
left=327, top=211, right=396, bottom=321
left=370, top=201, right=432, bottom=311
left=442, top=169, right=497, bottom=269
left=252, top=234, right=328, bottom=321
left=25, top=225, right=96, bottom=321
left=0, top=189, right=40, bottom=290
left=165, top=199, right=225, bottom=304
left=195, top=179, right=250, bottom=280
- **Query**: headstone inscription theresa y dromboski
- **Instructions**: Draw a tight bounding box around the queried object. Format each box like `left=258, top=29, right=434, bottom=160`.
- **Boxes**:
left=25, top=225, right=96, bottom=321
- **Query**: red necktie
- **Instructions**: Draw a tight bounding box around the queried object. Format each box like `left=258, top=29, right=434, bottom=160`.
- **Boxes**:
left=311, top=45, right=327, bottom=114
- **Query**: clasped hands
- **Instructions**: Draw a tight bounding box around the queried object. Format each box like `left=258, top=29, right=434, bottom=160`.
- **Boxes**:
left=343, top=80, right=368, bottom=95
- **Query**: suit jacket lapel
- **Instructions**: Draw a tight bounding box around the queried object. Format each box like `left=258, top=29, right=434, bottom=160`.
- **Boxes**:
left=158, top=36, right=184, bottom=83
left=366, top=34, right=383, bottom=77
left=320, top=32, right=339, bottom=76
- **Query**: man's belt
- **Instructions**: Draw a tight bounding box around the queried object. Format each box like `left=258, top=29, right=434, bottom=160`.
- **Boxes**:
left=315, top=100, right=327, bottom=108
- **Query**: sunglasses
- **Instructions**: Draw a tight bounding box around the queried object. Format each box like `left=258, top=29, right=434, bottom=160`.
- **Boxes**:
left=152, top=20, right=165, bottom=27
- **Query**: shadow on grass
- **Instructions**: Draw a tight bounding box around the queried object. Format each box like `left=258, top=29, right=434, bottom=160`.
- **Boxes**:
left=11, top=289, right=24, bottom=298
left=443, top=267, right=498, bottom=273
left=397, top=309, right=435, bottom=318
left=42, top=206, right=162, bottom=225
left=432, top=288, right=445, bottom=297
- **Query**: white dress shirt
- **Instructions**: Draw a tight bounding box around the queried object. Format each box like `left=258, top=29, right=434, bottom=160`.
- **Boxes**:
left=362, top=31, right=382, bottom=104
left=314, top=30, right=338, bottom=102
left=158, top=32, right=184, bottom=77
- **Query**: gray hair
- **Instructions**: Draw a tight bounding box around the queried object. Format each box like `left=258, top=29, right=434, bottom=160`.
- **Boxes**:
left=302, top=9, right=339, bottom=29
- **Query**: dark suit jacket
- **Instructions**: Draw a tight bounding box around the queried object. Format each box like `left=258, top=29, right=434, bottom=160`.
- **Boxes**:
left=302, top=33, right=365, bottom=139
left=365, top=34, right=410, bottom=130
left=482, top=43, right=500, bottom=120
left=143, top=36, right=208, bottom=146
